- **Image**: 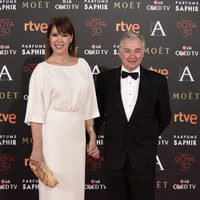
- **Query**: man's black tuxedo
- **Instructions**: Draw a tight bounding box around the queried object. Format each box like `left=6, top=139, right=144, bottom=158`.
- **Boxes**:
left=95, top=66, right=171, bottom=172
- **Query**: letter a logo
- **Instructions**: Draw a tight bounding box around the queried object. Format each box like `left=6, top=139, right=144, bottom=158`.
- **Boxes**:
left=0, top=65, right=13, bottom=81
left=92, top=65, right=100, bottom=75
left=179, top=66, right=194, bottom=82
left=150, top=21, right=166, bottom=36
left=156, top=155, right=165, bottom=171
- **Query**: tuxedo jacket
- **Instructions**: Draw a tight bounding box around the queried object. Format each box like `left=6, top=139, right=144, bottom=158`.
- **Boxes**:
left=95, top=66, right=171, bottom=172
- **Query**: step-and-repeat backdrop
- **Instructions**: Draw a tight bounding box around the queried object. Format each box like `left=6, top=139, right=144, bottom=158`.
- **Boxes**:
left=0, top=0, right=199, bottom=200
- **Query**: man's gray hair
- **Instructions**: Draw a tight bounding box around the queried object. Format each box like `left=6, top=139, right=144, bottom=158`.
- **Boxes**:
left=119, top=31, right=145, bottom=49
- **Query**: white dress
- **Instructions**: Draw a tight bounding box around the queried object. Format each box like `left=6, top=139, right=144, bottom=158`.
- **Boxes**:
left=24, top=58, right=99, bottom=200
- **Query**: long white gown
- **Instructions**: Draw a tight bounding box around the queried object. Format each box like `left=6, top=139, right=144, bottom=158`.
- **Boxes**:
left=24, top=58, right=99, bottom=200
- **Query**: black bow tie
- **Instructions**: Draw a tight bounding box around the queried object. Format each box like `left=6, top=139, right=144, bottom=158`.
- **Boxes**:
left=121, top=71, right=138, bottom=80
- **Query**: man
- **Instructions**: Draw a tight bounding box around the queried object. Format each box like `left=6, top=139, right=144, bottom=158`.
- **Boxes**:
left=95, top=31, right=171, bottom=200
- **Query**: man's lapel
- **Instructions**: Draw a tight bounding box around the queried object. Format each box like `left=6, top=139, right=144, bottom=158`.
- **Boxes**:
left=110, top=67, right=128, bottom=122
left=128, top=67, right=151, bottom=124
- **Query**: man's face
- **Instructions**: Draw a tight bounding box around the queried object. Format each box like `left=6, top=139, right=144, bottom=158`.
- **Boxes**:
left=119, top=38, right=144, bottom=71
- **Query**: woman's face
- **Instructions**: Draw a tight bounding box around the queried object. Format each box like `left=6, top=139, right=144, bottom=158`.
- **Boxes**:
left=49, top=25, right=73, bottom=55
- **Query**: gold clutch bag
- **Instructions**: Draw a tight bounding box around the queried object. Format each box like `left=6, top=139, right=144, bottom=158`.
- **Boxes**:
left=29, top=159, right=59, bottom=188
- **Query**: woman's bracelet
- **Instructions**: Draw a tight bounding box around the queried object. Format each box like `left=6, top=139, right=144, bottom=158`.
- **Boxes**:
left=87, top=125, right=96, bottom=135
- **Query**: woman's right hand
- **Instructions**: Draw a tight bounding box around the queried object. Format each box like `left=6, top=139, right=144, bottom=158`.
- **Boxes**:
left=30, top=147, right=44, bottom=164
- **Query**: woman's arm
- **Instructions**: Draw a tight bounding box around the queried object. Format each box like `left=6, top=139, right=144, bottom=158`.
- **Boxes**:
left=85, top=119, right=100, bottom=159
left=30, top=122, right=44, bottom=162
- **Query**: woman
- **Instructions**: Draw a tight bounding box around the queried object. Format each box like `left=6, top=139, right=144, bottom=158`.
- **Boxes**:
left=24, top=16, right=100, bottom=200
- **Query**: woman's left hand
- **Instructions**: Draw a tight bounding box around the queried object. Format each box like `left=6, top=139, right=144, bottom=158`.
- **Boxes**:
left=86, top=137, right=100, bottom=159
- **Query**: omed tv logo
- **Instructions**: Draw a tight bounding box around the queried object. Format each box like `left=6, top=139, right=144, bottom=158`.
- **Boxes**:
left=0, top=113, right=16, bottom=124
left=85, top=179, right=106, bottom=190
left=0, top=179, right=17, bottom=190
left=55, top=0, right=79, bottom=10
left=84, top=44, right=108, bottom=55
left=173, top=179, right=196, bottom=190
left=175, top=46, right=199, bottom=56
left=24, top=21, right=48, bottom=33
left=147, top=1, right=170, bottom=11
left=0, top=44, right=17, bottom=55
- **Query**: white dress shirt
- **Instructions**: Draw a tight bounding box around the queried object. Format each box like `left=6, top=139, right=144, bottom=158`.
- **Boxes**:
left=120, top=65, right=140, bottom=121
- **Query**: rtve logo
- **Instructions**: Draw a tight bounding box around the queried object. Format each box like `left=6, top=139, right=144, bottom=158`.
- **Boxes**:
left=24, top=21, right=48, bottom=33
left=174, top=112, right=198, bottom=125
left=24, top=158, right=30, bottom=167
left=148, top=66, right=168, bottom=78
left=0, top=113, right=16, bottom=124
left=116, top=21, right=140, bottom=32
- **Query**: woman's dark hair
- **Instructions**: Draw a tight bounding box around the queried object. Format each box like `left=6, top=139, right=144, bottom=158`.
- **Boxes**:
left=45, top=16, right=76, bottom=59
